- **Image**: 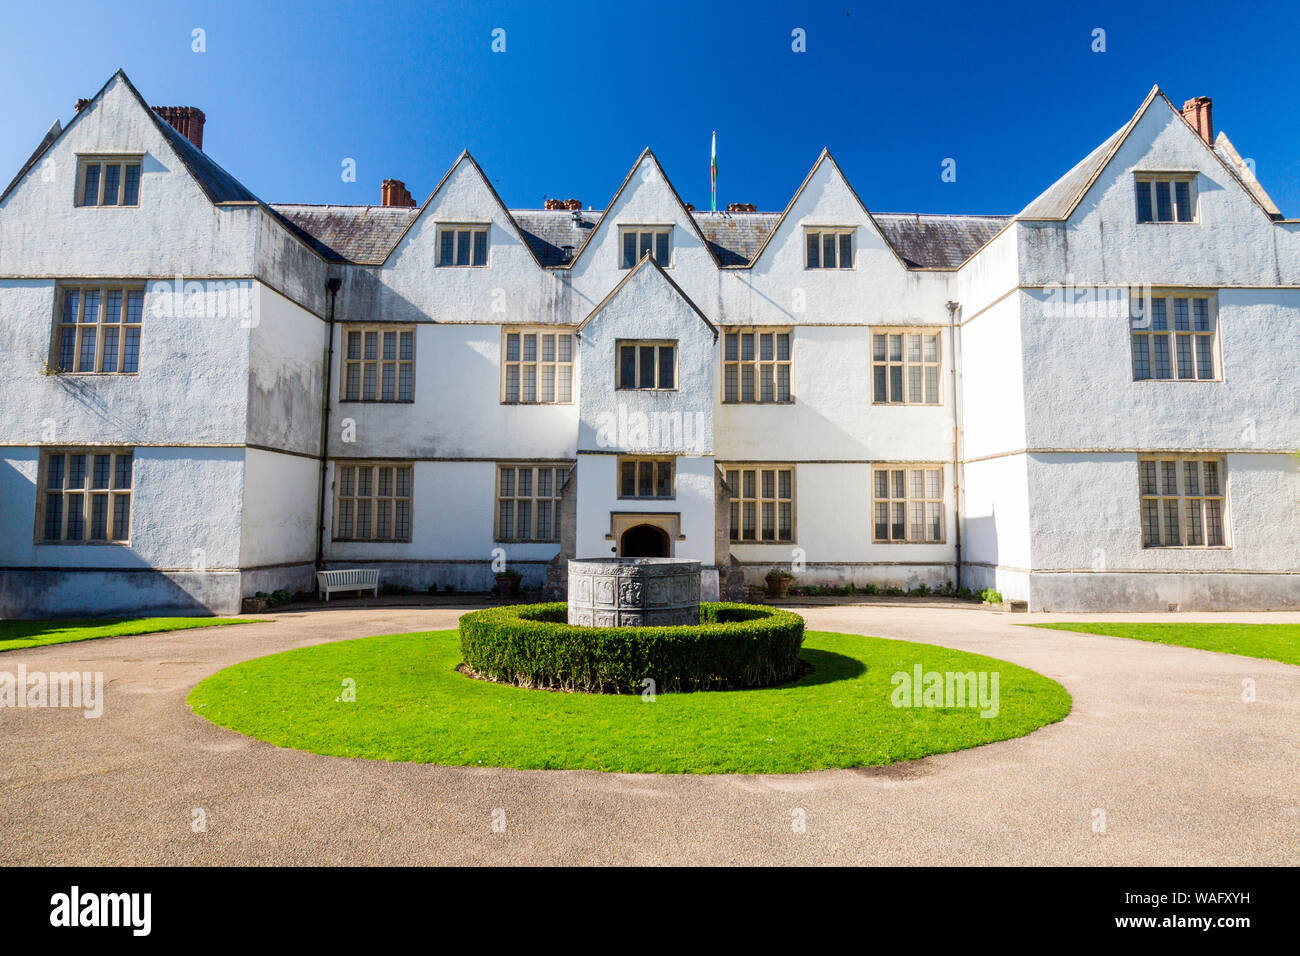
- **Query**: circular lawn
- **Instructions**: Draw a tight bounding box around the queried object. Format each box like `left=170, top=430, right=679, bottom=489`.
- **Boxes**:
left=187, top=628, right=1071, bottom=774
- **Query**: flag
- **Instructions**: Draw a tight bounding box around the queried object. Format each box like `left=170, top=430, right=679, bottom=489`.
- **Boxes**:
left=710, top=131, right=717, bottom=212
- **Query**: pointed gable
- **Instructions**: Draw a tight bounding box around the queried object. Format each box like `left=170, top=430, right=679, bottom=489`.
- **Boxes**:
left=578, top=253, right=717, bottom=337
left=566, top=148, right=719, bottom=271
left=745, top=149, right=910, bottom=272
left=1016, top=86, right=1282, bottom=224
left=380, top=150, right=545, bottom=268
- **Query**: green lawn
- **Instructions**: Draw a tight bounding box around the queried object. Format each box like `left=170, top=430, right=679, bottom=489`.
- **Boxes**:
left=188, top=629, right=1071, bottom=774
left=0, top=617, right=255, bottom=654
left=1026, top=622, right=1300, bottom=667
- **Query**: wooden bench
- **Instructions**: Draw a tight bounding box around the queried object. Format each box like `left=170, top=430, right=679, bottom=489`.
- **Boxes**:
left=316, top=569, right=380, bottom=601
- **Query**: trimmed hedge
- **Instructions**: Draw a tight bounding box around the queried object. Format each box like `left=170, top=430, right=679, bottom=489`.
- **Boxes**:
left=458, top=602, right=806, bottom=694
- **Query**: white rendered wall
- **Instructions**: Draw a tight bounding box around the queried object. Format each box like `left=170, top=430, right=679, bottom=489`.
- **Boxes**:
left=238, top=447, right=318, bottom=569
left=574, top=454, right=717, bottom=563
left=715, top=325, right=955, bottom=462
left=247, top=282, right=326, bottom=456
left=326, top=323, right=578, bottom=461
left=575, top=263, right=716, bottom=455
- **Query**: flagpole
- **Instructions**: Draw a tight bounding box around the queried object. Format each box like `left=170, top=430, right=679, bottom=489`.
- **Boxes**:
left=710, top=131, right=717, bottom=213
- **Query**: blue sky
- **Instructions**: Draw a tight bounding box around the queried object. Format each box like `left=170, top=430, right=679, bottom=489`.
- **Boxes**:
left=3, top=0, right=1299, bottom=215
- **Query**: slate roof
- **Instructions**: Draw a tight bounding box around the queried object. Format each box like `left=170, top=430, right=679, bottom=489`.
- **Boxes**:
left=269, top=204, right=1010, bottom=269
left=145, top=105, right=260, bottom=205
left=1016, top=125, right=1128, bottom=219
left=270, top=204, right=420, bottom=263
left=0, top=119, right=62, bottom=204
left=511, top=209, right=599, bottom=266
left=873, top=213, right=1012, bottom=269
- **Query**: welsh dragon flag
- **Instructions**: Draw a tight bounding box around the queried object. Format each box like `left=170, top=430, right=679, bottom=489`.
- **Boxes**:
left=711, top=131, right=717, bottom=212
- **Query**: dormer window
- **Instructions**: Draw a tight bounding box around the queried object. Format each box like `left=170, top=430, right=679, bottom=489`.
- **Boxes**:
left=1135, top=174, right=1197, bottom=223
left=77, top=157, right=141, bottom=207
left=437, top=225, right=489, bottom=266
left=620, top=227, right=671, bottom=268
left=805, top=228, right=854, bottom=269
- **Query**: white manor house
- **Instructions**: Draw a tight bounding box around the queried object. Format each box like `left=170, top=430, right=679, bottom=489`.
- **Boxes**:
left=1, top=71, right=1297, bottom=616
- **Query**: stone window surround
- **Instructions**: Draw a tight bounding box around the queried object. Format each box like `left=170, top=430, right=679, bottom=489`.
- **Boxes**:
left=339, top=324, right=416, bottom=402
left=500, top=327, right=576, bottom=404
left=617, top=456, right=675, bottom=500
left=871, top=327, right=942, bottom=405
left=616, top=339, right=678, bottom=391
left=75, top=152, right=144, bottom=207
left=723, top=463, right=795, bottom=544
left=872, top=463, right=945, bottom=544
left=722, top=327, right=793, bottom=404
left=494, top=460, right=571, bottom=543
left=331, top=460, right=413, bottom=542
left=436, top=223, right=490, bottom=267
left=52, top=283, right=145, bottom=375
left=1130, top=290, right=1220, bottom=382
left=618, top=225, right=672, bottom=269
left=34, top=447, right=134, bottom=545
left=804, top=226, right=856, bottom=269
left=1138, top=455, right=1230, bottom=549
left=1134, top=171, right=1199, bottom=224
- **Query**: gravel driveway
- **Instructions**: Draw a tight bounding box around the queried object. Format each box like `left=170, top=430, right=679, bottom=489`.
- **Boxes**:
left=2, top=602, right=1296, bottom=865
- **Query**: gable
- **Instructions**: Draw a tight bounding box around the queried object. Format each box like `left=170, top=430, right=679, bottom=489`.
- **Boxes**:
left=1019, top=87, right=1279, bottom=226
left=567, top=149, right=718, bottom=274
left=578, top=254, right=717, bottom=339
left=746, top=150, right=908, bottom=274
left=381, top=152, right=543, bottom=270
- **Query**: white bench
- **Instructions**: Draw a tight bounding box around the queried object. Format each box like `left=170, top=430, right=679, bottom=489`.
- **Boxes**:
left=316, top=569, right=380, bottom=601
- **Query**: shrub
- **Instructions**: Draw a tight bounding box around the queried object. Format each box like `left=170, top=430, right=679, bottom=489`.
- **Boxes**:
left=980, top=588, right=1004, bottom=605
left=458, top=602, right=806, bottom=694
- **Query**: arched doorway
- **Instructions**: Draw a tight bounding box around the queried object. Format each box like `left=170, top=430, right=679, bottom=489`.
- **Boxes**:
left=620, top=524, right=670, bottom=558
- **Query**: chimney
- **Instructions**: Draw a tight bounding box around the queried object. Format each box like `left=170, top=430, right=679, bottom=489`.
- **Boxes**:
left=544, top=198, right=566, bottom=210
left=1181, top=96, right=1213, bottom=146
left=152, top=106, right=206, bottom=150
left=563, top=198, right=582, bottom=210
left=381, top=179, right=416, bottom=208
left=726, top=202, right=757, bottom=213
left=75, top=98, right=91, bottom=113
left=684, top=203, right=695, bottom=212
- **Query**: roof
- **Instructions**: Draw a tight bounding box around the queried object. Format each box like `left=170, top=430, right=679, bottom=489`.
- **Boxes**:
left=1, top=119, right=61, bottom=204
left=1016, top=123, right=1129, bottom=219
left=511, top=209, right=598, bottom=266
left=269, top=203, right=1009, bottom=269
left=270, top=204, right=420, bottom=263
left=1215, top=132, right=1283, bottom=219
left=873, top=213, right=1012, bottom=269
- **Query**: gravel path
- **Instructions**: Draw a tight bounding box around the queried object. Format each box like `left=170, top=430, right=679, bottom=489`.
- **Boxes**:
left=2, top=602, right=1296, bottom=865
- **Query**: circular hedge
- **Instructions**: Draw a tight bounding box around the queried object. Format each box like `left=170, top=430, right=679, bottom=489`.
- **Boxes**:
left=458, top=602, right=805, bottom=694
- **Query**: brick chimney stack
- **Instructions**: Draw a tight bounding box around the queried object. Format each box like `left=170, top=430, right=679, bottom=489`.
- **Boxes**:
left=152, top=106, right=206, bottom=150
left=1181, top=96, right=1213, bottom=146
left=381, top=179, right=416, bottom=208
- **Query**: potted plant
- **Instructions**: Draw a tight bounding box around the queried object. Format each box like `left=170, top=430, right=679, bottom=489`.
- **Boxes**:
left=495, top=569, right=522, bottom=596
left=764, top=568, right=793, bottom=598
